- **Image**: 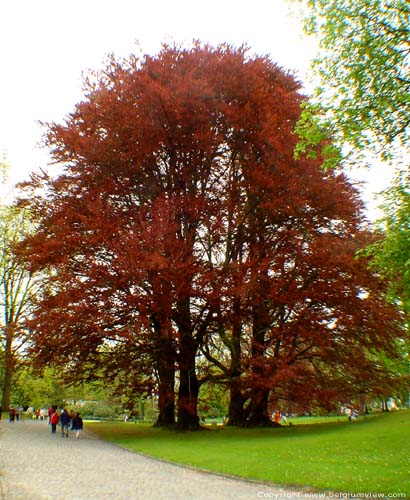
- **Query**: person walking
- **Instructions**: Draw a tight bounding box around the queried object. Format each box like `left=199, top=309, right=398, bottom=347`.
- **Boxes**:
left=9, top=406, right=16, bottom=423
left=50, top=410, right=59, bottom=434
left=72, top=413, right=83, bottom=439
left=17, top=406, right=24, bottom=422
left=60, top=408, right=70, bottom=438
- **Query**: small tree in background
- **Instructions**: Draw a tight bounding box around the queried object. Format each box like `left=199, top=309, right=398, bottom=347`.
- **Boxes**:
left=0, top=204, right=44, bottom=410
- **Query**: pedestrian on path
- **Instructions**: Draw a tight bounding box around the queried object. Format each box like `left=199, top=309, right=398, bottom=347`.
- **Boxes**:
left=50, top=410, right=59, bottom=433
left=72, top=412, right=83, bottom=439
left=60, top=408, right=70, bottom=437
left=9, top=406, right=16, bottom=423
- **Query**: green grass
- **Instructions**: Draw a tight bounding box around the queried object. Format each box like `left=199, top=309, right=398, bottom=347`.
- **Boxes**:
left=87, top=410, right=410, bottom=496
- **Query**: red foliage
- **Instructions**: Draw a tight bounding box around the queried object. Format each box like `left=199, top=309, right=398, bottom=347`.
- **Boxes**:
left=17, top=42, right=401, bottom=428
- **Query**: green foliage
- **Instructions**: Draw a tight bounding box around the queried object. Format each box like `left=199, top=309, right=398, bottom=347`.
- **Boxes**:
left=12, top=366, right=66, bottom=408
left=293, top=101, right=343, bottom=170
left=294, top=0, right=410, bottom=163
left=362, top=171, right=410, bottom=398
left=0, top=205, right=43, bottom=408
left=88, top=410, right=410, bottom=495
left=93, top=405, right=117, bottom=418
left=0, top=206, right=37, bottom=323
left=198, top=382, right=229, bottom=419
left=69, top=401, right=121, bottom=419
left=144, top=406, right=159, bottom=422
left=365, top=169, right=410, bottom=312
left=9, top=364, right=122, bottom=412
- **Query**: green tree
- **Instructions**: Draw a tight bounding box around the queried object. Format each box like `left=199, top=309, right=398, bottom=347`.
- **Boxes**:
left=12, top=366, right=66, bottom=409
left=0, top=205, right=42, bottom=410
left=293, top=0, right=410, bottom=165
left=366, top=170, right=410, bottom=312
left=363, top=170, right=410, bottom=401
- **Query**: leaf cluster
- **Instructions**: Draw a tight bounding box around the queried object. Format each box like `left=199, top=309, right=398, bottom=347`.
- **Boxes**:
left=295, top=0, right=410, bottom=164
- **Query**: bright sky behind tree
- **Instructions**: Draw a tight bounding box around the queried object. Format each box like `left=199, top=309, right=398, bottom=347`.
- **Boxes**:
left=0, top=0, right=389, bottom=215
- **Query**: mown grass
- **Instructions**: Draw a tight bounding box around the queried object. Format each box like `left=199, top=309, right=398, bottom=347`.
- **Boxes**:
left=87, top=410, right=410, bottom=496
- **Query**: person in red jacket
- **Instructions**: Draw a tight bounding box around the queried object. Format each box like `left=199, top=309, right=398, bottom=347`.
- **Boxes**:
left=50, top=410, right=59, bottom=434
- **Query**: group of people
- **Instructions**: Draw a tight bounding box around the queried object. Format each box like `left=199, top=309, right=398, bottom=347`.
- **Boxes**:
left=3, top=405, right=84, bottom=438
left=33, top=407, right=51, bottom=420
left=6, top=406, right=25, bottom=422
left=49, top=408, right=84, bottom=438
left=272, top=411, right=287, bottom=424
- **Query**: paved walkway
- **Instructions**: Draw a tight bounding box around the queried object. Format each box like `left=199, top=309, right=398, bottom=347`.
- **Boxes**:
left=0, top=419, right=333, bottom=500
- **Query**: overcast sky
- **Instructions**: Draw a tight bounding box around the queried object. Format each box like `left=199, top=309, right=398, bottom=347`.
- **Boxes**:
left=0, top=0, right=390, bottom=216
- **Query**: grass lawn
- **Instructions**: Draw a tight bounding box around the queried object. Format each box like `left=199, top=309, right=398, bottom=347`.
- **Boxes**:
left=87, top=410, right=410, bottom=496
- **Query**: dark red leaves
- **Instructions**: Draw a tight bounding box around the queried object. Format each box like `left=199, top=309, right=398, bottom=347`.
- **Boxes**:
left=18, top=43, right=401, bottom=425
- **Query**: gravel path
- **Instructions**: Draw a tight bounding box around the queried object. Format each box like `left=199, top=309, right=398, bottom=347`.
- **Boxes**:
left=0, top=419, right=333, bottom=500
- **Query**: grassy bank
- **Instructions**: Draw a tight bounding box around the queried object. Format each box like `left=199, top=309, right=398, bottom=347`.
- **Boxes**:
left=87, top=410, right=409, bottom=496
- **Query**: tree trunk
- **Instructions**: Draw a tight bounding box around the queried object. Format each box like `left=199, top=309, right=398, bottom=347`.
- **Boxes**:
left=1, top=330, right=14, bottom=410
left=176, top=333, right=200, bottom=430
left=246, top=387, right=277, bottom=427
left=226, top=296, right=247, bottom=426
left=1, top=365, right=12, bottom=411
left=154, top=339, right=176, bottom=427
left=246, top=296, right=274, bottom=427
left=151, top=316, right=176, bottom=427
left=227, top=380, right=247, bottom=426
left=174, top=290, right=201, bottom=431
left=177, top=371, right=199, bottom=430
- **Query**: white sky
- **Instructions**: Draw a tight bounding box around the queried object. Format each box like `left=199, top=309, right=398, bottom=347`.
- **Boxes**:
left=0, top=0, right=390, bottom=216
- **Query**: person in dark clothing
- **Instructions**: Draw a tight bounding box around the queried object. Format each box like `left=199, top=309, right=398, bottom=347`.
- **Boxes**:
left=9, top=406, right=16, bottom=423
left=60, top=409, right=70, bottom=437
left=72, top=413, right=83, bottom=439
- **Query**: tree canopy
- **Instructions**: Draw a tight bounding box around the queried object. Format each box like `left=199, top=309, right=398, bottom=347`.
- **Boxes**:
left=294, top=0, right=410, bottom=164
left=17, top=43, right=402, bottom=429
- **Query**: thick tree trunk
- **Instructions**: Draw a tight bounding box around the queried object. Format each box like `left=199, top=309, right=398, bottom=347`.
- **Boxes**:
left=176, top=333, right=200, bottom=430
left=154, top=347, right=175, bottom=427
left=246, top=287, right=276, bottom=427
left=246, top=387, right=277, bottom=427
left=177, top=371, right=200, bottom=430
left=174, top=290, right=201, bottom=431
left=151, top=316, right=176, bottom=427
left=227, top=380, right=247, bottom=426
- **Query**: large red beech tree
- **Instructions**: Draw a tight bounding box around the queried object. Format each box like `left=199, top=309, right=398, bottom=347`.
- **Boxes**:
left=18, top=43, right=401, bottom=430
